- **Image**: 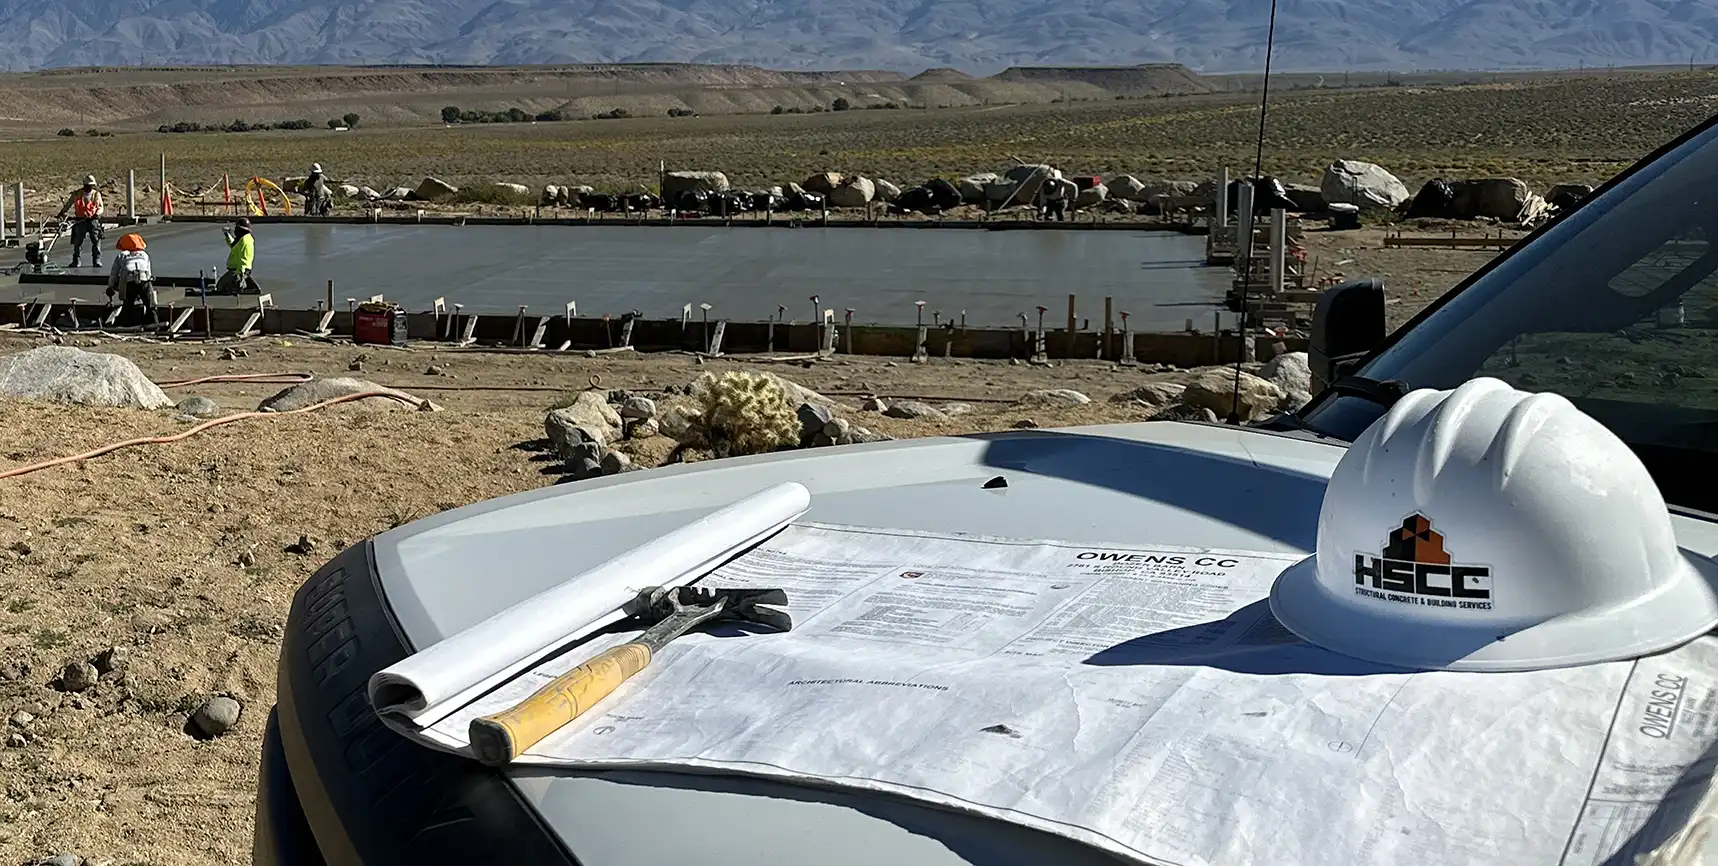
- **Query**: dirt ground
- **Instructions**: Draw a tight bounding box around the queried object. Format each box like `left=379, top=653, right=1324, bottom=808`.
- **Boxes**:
left=0, top=221, right=1511, bottom=864
left=0, top=331, right=1222, bottom=866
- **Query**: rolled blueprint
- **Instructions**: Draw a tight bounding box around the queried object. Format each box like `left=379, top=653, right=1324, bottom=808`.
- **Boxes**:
left=368, top=481, right=812, bottom=729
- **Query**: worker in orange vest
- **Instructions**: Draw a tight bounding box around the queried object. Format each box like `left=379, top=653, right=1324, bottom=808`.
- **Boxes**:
left=56, top=175, right=104, bottom=269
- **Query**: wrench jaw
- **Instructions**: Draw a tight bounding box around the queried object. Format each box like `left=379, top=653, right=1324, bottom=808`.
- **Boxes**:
left=623, top=585, right=794, bottom=651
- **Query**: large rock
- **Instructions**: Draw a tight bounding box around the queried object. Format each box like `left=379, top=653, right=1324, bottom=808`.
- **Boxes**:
left=827, top=176, right=876, bottom=208
left=1074, top=184, right=1109, bottom=209
left=176, top=396, right=221, bottom=418
left=1261, top=351, right=1313, bottom=411
left=257, top=377, right=439, bottom=413
left=545, top=390, right=623, bottom=453
left=415, top=176, right=459, bottom=202
left=336, top=183, right=361, bottom=199
left=874, top=179, right=902, bottom=201
left=1150, top=404, right=1220, bottom=423
left=983, top=181, right=1024, bottom=206
left=358, top=186, right=381, bottom=201
left=1181, top=368, right=1284, bottom=422
left=1107, top=175, right=1147, bottom=201
left=1546, top=183, right=1593, bottom=211
left=1406, top=178, right=1533, bottom=222
left=0, top=346, right=171, bottom=409
left=1109, top=382, right=1186, bottom=408
left=802, top=172, right=842, bottom=194
left=1320, top=160, right=1409, bottom=212
left=1004, top=164, right=1058, bottom=202
left=492, top=182, right=531, bottom=199
left=661, top=171, right=731, bottom=197
left=956, top=173, right=999, bottom=204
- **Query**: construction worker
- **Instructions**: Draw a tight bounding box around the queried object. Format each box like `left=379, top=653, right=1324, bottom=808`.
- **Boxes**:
left=217, top=217, right=257, bottom=293
left=303, top=163, right=332, bottom=216
left=107, top=233, right=158, bottom=327
left=57, top=175, right=103, bottom=268
left=1039, top=176, right=1073, bottom=222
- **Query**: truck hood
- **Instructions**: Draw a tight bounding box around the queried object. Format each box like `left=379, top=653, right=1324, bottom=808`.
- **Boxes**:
left=372, top=420, right=1350, bottom=648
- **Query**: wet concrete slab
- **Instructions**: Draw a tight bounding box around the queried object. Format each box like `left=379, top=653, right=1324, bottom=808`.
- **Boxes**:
left=12, top=222, right=1231, bottom=329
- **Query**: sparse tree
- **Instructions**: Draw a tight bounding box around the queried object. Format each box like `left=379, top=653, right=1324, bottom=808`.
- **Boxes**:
left=441, top=105, right=461, bottom=124
left=328, top=118, right=342, bottom=129
left=56, top=128, right=74, bottom=137
left=770, top=105, right=784, bottom=114
left=831, top=97, right=850, bottom=111
left=343, top=112, right=360, bottom=128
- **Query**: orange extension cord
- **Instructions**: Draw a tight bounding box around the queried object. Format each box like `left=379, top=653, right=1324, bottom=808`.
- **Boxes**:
left=0, top=372, right=426, bottom=480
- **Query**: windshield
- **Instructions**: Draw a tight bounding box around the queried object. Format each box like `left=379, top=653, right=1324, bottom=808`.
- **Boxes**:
left=1298, top=115, right=1718, bottom=514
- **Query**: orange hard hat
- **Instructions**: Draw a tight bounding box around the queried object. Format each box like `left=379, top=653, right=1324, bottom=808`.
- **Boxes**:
left=116, top=233, right=145, bottom=251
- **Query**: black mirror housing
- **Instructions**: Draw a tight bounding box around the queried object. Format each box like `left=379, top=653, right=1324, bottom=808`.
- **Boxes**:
left=1309, top=278, right=1387, bottom=393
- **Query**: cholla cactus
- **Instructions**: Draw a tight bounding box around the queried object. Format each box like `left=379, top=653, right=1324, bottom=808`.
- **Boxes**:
left=685, top=371, right=799, bottom=458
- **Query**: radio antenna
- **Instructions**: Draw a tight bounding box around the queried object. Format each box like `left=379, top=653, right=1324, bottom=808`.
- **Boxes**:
left=1227, top=0, right=1282, bottom=424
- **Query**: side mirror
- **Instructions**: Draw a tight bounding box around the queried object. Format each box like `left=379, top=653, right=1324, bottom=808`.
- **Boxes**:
left=1309, top=278, right=1387, bottom=393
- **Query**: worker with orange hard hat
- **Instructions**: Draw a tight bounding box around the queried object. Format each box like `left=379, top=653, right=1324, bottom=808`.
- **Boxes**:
left=107, top=233, right=157, bottom=328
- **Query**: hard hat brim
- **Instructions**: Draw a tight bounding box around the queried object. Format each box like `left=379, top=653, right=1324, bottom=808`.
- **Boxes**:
left=1268, top=552, right=1718, bottom=672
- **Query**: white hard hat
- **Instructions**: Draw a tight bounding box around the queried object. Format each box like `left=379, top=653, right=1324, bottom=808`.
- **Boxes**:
left=1269, top=377, right=1718, bottom=672
left=84, top=175, right=95, bottom=185
left=311, top=163, right=322, bottom=173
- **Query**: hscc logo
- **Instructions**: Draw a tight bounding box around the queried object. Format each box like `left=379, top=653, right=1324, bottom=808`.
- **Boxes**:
left=1353, top=514, right=1493, bottom=610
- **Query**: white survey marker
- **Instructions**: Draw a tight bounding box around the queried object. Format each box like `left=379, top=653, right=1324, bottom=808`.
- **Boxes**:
left=401, top=521, right=1718, bottom=866
left=1270, top=376, right=1718, bottom=672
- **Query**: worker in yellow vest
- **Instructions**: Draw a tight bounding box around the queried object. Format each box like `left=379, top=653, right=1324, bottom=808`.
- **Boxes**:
left=217, top=217, right=258, bottom=293
left=56, top=175, right=104, bottom=268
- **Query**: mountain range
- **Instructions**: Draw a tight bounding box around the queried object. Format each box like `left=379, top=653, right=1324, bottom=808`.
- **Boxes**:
left=2, top=0, right=1717, bottom=74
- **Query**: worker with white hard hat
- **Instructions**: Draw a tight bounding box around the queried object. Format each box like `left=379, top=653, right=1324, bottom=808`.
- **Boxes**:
left=56, top=175, right=104, bottom=268
left=304, top=162, right=331, bottom=217
left=1270, top=376, right=1718, bottom=672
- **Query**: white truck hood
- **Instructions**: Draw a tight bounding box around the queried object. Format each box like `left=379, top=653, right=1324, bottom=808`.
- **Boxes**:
left=364, top=420, right=1718, bottom=866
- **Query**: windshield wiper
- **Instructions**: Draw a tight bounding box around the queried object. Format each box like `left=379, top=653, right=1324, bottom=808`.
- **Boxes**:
left=1326, top=375, right=1412, bottom=409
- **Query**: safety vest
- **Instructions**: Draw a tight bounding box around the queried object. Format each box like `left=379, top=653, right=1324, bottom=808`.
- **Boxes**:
left=73, top=190, right=99, bottom=218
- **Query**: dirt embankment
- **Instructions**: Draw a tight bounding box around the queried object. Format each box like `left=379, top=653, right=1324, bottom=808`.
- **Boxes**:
left=0, top=63, right=1220, bottom=131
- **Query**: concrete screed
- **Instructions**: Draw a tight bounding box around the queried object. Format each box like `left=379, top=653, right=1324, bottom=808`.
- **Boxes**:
left=50, top=222, right=1231, bottom=330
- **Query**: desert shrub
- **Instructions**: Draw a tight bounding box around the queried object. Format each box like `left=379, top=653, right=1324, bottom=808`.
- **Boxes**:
left=667, top=108, right=697, bottom=117
left=327, top=118, right=342, bottom=129
left=535, top=109, right=565, bottom=122
left=770, top=105, right=784, bottom=114
left=831, top=97, right=850, bottom=111
left=343, top=112, right=360, bottom=128
left=56, top=128, right=74, bottom=137
left=593, top=108, right=631, bottom=120
left=441, top=105, right=461, bottom=123
left=680, top=372, right=799, bottom=458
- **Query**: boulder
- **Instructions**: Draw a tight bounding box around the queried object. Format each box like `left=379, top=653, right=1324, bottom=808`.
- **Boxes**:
left=1107, top=175, right=1147, bottom=201
left=358, top=186, right=382, bottom=201
left=281, top=175, right=308, bottom=193
left=565, top=185, right=594, bottom=205
left=956, top=173, right=1000, bottom=204
left=1320, top=160, right=1409, bottom=212
left=1546, top=183, right=1593, bottom=211
left=176, top=396, right=221, bottom=418
left=1283, top=183, right=1328, bottom=213
left=874, top=179, right=902, bottom=201
left=1074, top=184, right=1109, bottom=209
left=1458, top=178, right=1532, bottom=221
left=415, top=176, right=459, bottom=201
left=827, top=176, right=876, bottom=208
left=619, top=396, right=657, bottom=420
left=336, top=184, right=361, bottom=199
left=0, top=346, right=171, bottom=409
left=493, top=182, right=531, bottom=199
left=1261, top=351, right=1313, bottom=411
left=796, top=402, right=833, bottom=443
left=542, top=185, right=562, bottom=205
left=661, top=171, right=731, bottom=197
left=1004, top=164, right=1058, bottom=202
left=802, top=172, right=842, bottom=194
left=385, top=186, right=416, bottom=201
left=1017, top=388, right=1091, bottom=407
left=1181, top=368, right=1284, bottom=422
left=257, top=377, right=439, bottom=413
left=983, top=181, right=1024, bottom=206
left=547, top=397, right=620, bottom=451
left=1109, top=382, right=1186, bottom=408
